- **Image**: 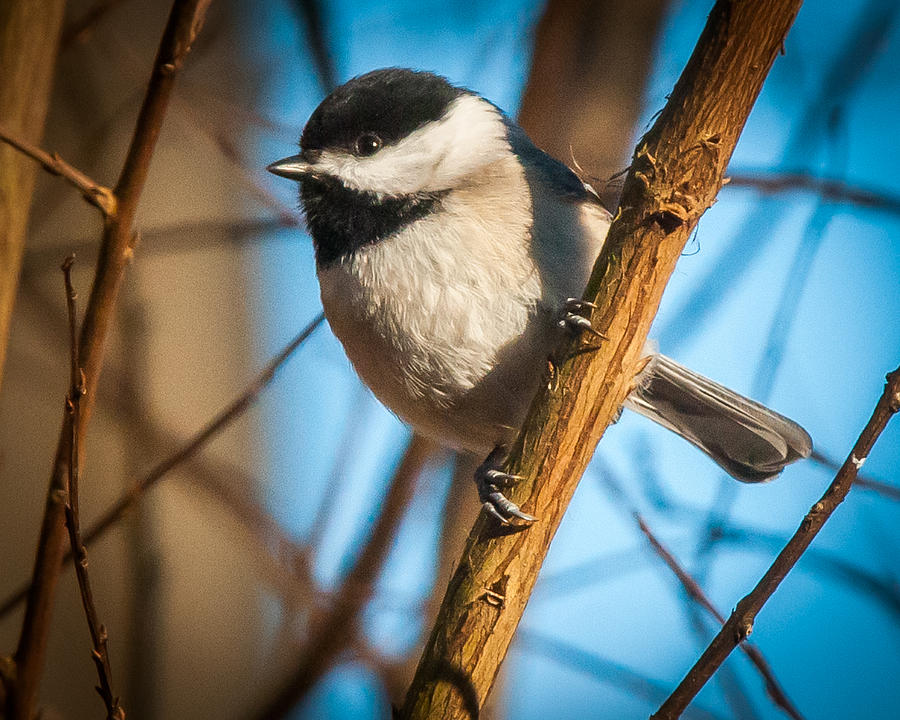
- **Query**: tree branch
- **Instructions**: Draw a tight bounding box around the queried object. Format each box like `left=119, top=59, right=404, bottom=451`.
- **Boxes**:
left=726, top=170, right=900, bottom=218
left=0, top=0, right=66, bottom=393
left=400, top=2, right=803, bottom=717
left=0, top=125, right=116, bottom=216
left=635, top=514, right=803, bottom=720
left=652, top=365, right=900, bottom=719
left=9, top=3, right=212, bottom=718
left=61, top=257, right=124, bottom=720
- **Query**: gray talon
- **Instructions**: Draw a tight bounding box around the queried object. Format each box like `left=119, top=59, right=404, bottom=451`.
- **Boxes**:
left=483, top=468, right=524, bottom=487
left=476, top=446, right=536, bottom=524
left=565, top=297, right=598, bottom=311
left=482, top=501, right=510, bottom=525
left=559, top=300, right=607, bottom=340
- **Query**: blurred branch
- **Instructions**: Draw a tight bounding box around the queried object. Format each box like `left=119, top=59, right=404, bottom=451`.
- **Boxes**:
left=172, top=94, right=305, bottom=226
left=401, top=2, right=803, bottom=717
left=61, top=0, right=131, bottom=48
left=9, top=5, right=213, bottom=716
left=22, top=218, right=289, bottom=275
left=727, top=171, right=900, bottom=217
left=289, top=0, right=337, bottom=95
left=635, top=514, right=804, bottom=720
left=0, top=0, right=66, bottom=395
left=381, top=453, right=482, bottom=706
left=255, top=434, right=437, bottom=720
left=517, top=629, right=727, bottom=720
left=0, top=126, right=116, bottom=216
left=0, top=312, right=325, bottom=620
left=598, top=464, right=795, bottom=719
left=518, top=0, right=668, bottom=208
left=809, top=449, right=900, bottom=501
left=653, top=365, right=900, bottom=719
left=61, top=257, right=125, bottom=719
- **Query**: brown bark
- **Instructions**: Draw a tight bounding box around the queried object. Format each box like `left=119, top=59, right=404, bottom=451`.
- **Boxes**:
left=0, top=0, right=66, bottom=391
left=400, top=1, right=804, bottom=717
left=8, top=2, right=212, bottom=718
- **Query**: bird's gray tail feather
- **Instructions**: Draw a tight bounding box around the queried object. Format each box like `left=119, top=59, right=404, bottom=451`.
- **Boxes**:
left=624, top=353, right=812, bottom=482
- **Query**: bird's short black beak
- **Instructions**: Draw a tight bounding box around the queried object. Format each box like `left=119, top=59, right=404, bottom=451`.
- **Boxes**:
left=267, top=154, right=315, bottom=180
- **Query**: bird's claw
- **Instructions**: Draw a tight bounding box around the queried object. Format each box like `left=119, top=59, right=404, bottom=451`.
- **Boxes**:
left=475, top=447, right=536, bottom=525
left=558, top=298, right=607, bottom=339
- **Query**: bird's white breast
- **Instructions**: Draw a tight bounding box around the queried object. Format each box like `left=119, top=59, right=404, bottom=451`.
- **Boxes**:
left=317, top=149, right=610, bottom=453
left=318, top=155, right=553, bottom=452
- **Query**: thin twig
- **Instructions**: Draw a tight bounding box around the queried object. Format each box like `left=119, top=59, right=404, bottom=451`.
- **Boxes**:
left=652, top=365, right=900, bottom=719
left=11, top=5, right=213, bottom=717
left=810, top=449, right=900, bottom=501
left=726, top=171, right=900, bottom=218
left=597, top=465, right=800, bottom=719
left=635, top=514, right=804, bottom=720
left=255, top=434, right=438, bottom=720
left=0, top=125, right=116, bottom=216
left=61, top=257, right=124, bottom=719
left=0, top=313, right=326, bottom=620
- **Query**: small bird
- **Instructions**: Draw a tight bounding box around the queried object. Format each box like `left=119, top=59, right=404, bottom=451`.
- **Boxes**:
left=268, top=68, right=812, bottom=524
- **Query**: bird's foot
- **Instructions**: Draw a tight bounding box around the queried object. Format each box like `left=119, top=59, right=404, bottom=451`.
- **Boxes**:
left=476, top=446, right=536, bottom=525
left=558, top=298, right=607, bottom=339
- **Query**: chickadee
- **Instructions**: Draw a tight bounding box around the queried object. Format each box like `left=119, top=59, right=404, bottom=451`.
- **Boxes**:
left=268, top=68, right=812, bottom=524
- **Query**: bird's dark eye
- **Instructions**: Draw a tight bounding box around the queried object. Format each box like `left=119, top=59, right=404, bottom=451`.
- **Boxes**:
left=354, top=133, right=382, bottom=157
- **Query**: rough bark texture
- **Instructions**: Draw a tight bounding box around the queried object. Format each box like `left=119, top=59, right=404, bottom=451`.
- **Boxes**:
left=518, top=0, right=669, bottom=208
left=400, top=1, right=804, bottom=717
left=0, top=0, right=66, bottom=391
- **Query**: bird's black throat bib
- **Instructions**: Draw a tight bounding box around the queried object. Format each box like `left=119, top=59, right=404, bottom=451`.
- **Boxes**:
left=300, top=176, right=448, bottom=267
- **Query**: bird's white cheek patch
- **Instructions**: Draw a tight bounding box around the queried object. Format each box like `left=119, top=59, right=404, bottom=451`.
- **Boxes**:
left=314, top=95, right=511, bottom=196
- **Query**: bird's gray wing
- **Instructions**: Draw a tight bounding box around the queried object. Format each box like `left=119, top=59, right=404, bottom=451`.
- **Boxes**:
left=503, top=122, right=611, bottom=308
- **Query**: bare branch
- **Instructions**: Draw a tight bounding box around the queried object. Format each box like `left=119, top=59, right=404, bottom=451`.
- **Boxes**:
left=0, top=312, right=325, bottom=621
left=0, top=125, right=116, bottom=216
left=10, top=4, right=213, bottom=717
left=727, top=171, right=900, bottom=217
left=61, top=257, right=124, bottom=720
left=401, top=3, right=803, bottom=717
left=635, top=514, right=804, bottom=720
left=653, top=365, right=900, bottom=719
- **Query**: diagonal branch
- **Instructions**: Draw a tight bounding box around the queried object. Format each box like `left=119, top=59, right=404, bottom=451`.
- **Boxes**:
left=9, top=3, right=213, bottom=718
left=400, top=2, right=804, bottom=717
left=652, top=365, right=900, bottom=719
left=634, top=514, right=804, bottom=720
left=61, top=257, right=124, bottom=720
left=0, top=125, right=116, bottom=216
left=0, top=311, right=325, bottom=621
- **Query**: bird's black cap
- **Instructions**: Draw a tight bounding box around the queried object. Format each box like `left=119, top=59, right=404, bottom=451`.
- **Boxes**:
left=300, top=68, right=466, bottom=153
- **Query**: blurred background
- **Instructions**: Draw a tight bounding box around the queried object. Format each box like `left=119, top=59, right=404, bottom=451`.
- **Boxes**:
left=1, top=0, right=899, bottom=718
